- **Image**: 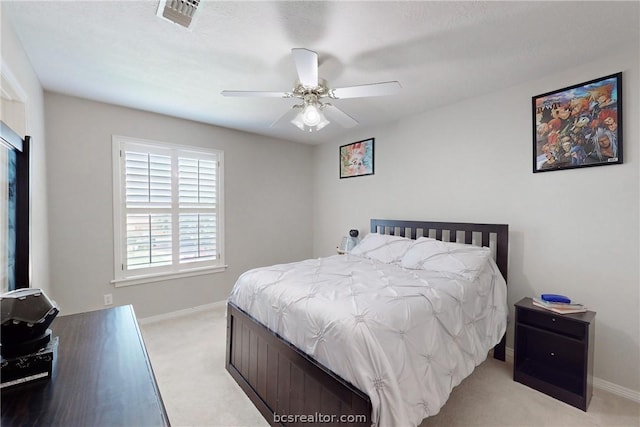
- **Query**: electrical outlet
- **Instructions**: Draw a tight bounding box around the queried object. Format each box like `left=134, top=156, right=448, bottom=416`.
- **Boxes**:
left=104, top=294, right=113, bottom=306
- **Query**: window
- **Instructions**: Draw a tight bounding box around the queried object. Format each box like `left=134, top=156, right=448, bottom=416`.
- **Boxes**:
left=112, top=136, right=224, bottom=286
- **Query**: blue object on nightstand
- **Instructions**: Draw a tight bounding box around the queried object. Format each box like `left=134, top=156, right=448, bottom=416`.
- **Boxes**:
left=541, top=294, right=571, bottom=304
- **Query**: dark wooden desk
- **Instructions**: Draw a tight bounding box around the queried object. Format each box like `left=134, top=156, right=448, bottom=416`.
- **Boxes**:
left=1, top=305, right=170, bottom=426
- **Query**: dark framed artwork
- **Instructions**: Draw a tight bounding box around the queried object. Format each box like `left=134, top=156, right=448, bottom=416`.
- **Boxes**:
left=1, top=121, right=30, bottom=292
left=533, top=72, right=622, bottom=173
left=339, top=138, right=374, bottom=179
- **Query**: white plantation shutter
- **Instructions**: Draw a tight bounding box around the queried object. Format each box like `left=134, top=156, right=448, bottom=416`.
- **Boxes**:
left=112, top=136, right=224, bottom=285
left=126, top=213, right=172, bottom=269
left=179, top=157, right=217, bottom=206
left=124, top=151, right=173, bottom=270
left=179, top=213, right=217, bottom=262
left=125, top=151, right=172, bottom=206
left=178, top=156, right=218, bottom=263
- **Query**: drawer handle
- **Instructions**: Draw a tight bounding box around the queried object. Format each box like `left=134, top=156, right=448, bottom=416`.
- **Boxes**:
left=550, top=352, right=555, bottom=356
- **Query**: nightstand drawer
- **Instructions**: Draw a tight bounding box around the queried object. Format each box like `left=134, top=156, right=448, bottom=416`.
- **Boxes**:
left=516, top=326, right=584, bottom=375
left=518, top=308, right=585, bottom=339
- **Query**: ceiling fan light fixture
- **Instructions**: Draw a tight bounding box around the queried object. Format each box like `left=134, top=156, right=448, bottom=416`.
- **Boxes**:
left=290, top=111, right=306, bottom=131
left=314, top=109, right=330, bottom=131
left=302, top=104, right=321, bottom=126
left=291, top=103, right=330, bottom=132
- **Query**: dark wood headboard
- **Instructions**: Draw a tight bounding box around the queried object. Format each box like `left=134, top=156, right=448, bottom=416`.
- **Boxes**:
left=370, top=219, right=509, bottom=283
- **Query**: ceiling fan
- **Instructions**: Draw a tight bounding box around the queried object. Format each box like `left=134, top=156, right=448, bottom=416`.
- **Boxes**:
left=221, top=48, right=401, bottom=132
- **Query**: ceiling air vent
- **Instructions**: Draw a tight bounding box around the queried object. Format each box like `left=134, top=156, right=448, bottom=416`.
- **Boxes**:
left=157, top=0, right=201, bottom=29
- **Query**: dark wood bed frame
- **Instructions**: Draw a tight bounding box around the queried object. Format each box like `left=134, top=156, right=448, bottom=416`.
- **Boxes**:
left=226, top=219, right=509, bottom=426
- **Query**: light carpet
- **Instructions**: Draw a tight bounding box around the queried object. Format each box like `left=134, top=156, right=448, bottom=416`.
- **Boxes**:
left=140, top=304, right=639, bottom=427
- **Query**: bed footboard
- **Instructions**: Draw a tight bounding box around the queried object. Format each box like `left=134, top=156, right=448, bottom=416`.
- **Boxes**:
left=226, top=302, right=371, bottom=426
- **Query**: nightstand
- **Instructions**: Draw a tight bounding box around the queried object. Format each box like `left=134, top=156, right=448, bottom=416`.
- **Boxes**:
left=513, top=297, right=596, bottom=411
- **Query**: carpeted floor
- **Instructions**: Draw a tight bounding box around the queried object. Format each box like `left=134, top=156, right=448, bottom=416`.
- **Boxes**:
left=140, top=304, right=639, bottom=427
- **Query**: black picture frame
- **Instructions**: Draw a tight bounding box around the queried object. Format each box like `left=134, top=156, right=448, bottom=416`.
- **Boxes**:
left=339, top=138, right=374, bottom=179
left=532, top=72, right=622, bottom=173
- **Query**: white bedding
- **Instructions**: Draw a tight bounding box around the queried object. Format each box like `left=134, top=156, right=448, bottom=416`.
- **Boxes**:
left=228, top=253, right=507, bottom=427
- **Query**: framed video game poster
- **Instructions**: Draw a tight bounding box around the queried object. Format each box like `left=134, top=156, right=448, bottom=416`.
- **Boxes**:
left=532, top=72, right=622, bottom=173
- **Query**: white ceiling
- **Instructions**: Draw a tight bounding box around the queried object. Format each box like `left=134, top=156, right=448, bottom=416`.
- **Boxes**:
left=3, top=1, right=639, bottom=145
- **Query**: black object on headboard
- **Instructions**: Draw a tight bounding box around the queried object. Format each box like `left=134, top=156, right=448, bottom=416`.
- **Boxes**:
left=370, top=219, right=509, bottom=284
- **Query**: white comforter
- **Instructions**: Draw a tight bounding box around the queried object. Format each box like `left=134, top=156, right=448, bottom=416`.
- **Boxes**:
left=228, top=254, right=507, bottom=427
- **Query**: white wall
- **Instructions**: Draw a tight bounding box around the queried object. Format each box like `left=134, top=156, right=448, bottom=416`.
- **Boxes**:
left=313, top=46, right=639, bottom=394
left=1, top=6, right=51, bottom=295
left=44, top=92, right=314, bottom=318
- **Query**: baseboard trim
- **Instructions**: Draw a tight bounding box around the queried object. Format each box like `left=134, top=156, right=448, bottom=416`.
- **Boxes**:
left=137, top=300, right=227, bottom=324
left=505, top=346, right=514, bottom=362
left=504, top=346, right=640, bottom=403
left=593, top=377, right=640, bottom=403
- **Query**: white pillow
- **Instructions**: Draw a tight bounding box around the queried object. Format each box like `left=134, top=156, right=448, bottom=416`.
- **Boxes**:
left=350, top=233, right=414, bottom=264
left=400, top=237, right=491, bottom=280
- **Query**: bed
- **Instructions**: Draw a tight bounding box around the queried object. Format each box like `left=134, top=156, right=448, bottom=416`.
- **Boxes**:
left=226, top=219, right=508, bottom=426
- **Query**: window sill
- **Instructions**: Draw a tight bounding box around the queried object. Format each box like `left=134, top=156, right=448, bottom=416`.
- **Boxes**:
left=111, top=265, right=228, bottom=287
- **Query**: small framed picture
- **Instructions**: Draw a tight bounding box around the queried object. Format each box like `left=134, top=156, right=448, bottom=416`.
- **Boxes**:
left=339, top=138, right=374, bottom=179
left=533, top=73, right=622, bottom=173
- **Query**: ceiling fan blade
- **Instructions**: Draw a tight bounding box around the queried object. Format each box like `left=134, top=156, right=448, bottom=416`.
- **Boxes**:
left=270, top=105, right=302, bottom=128
left=221, top=90, right=290, bottom=98
left=330, top=81, right=401, bottom=99
left=323, top=104, right=358, bottom=128
left=291, top=48, right=318, bottom=88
